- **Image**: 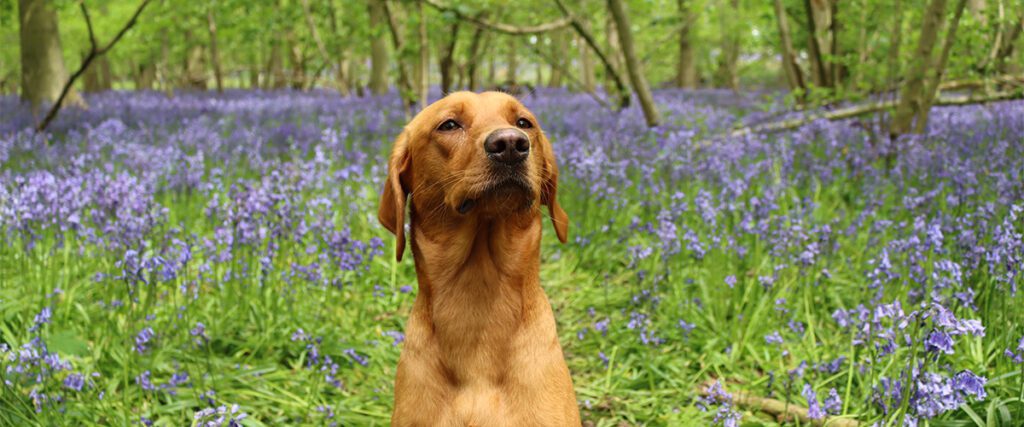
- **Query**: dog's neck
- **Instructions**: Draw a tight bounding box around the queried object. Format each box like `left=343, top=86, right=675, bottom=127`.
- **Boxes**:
left=408, top=207, right=548, bottom=379
left=409, top=208, right=544, bottom=309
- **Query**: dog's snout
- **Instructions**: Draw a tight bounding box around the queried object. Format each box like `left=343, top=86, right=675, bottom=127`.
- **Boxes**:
left=484, top=129, right=530, bottom=165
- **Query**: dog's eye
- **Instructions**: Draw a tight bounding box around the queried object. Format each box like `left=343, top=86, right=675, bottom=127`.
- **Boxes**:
left=437, top=119, right=461, bottom=131
left=516, top=118, right=533, bottom=129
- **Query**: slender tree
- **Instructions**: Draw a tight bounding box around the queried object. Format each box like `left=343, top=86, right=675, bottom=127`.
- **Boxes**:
left=548, top=29, right=567, bottom=87
left=507, top=36, right=518, bottom=84
left=465, top=13, right=489, bottom=91
left=325, top=0, right=351, bottom=95
left=714, top=0, right=741, bottom=90
left=773, top=0, right=806, bottom=94
left=916, top=0, right=969, bottom=132
left=207, top=8, right=224, bottom=93
left=368, top=0, right=389, bottom=94
left=439, top=20, right=461, bottom=94
left=891, top=0, right=948, bottom=137
left=381, top=1, right=415, bottom=106
left=418, top=1, right=429, bottom=107
left=675, top=0, right=698, bottom=89
left=607, top=0, right=660, bottom=126
left=578, top=32, right=596, bottom=93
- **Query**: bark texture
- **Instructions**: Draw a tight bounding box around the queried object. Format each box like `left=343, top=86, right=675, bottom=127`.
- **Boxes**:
left=608, top=0, right=660, bottom=126
left=18, top=0, right=83, bottom=111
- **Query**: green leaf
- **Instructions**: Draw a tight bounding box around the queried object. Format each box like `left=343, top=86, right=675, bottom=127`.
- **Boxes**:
left=960, top=403, right=985, bottom=427
left=47, top=330, right=90, bottom=357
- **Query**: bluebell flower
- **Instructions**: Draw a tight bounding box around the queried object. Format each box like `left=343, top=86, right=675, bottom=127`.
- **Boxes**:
left=724, top=275, right=736, bottom=288
left=383, top=330, right=405, bottom=346
left=924, top=330, right=954, bottom=354
left=952, top=370, right=986, bottom=400
left=63, top=373, right=85, bottom=391
left=824, top=388, right=842, bottom=415
left=802, top=384, right=825, bottom=419
left=135, top=371, right=155, bottom=391
left=29, top=307, right=52, bottom=332
left=134, top=327, right=155, bottom=354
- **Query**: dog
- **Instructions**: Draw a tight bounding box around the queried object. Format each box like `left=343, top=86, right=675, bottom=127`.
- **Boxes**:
left=378, top=91, right=579, bottom=426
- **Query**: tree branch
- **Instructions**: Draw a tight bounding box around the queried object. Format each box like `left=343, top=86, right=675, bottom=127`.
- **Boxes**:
left=523, top=40, right=613, bottom=110
left=553, top=0, right=631, bottom=110
left=728, top=91, right=1024, bottom=138
left=36, top=0, right=151, bottom=132
left=81, top=3, right=98, bottom=49
left=381, top=0, right=416, bottom=108
left=698, top=382, right=862, bottom=427
left=301, top=0, right=332, bottom=67
left=419, top=0, right=572, bottom=35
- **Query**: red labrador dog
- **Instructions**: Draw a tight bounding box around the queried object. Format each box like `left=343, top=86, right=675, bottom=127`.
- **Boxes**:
left=378, top=91, right=579, bottom=426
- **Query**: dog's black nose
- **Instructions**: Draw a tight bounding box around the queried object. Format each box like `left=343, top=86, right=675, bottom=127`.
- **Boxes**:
left=484, top=129, right=530, bottom=165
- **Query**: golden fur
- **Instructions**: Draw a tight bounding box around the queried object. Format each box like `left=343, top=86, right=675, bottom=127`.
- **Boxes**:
left=378, top=91, right=578, bottom=426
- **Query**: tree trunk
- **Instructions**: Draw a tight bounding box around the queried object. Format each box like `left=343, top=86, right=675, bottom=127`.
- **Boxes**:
left=381, top=0, right=416, bottom=106
left=804, top=0, right=832, bottom=87
left=287, top=33, right=306, bottom=90
left=773, top=0, right=806, bottom=93
left=418, top=1, right=429, bottom=107
left=183, top=30, right=208, bottom=90
left=249, top=55, right=260, bottom=89
left=99, top=53, right=113, bottom=89
left=268, top=37, right=287, bottom=89
left=488, top=48, right=497, bottom=87
left=578, top=32, right=596, bottom=92
left=607, top=0, right=660, bottom=126
left=440, top=21, right=461, bottom=94
left=604, top=14, right=625, bottom=90
left=83, top=52, right=103, bottom=92
left=18, top=0, right=83, bottom=111
left=915, top=0, right=968, bottom=133
left=886, top=0, right=903, bottom=92
left=507, top=36, right=518, bottom=84
left=675, top=0, right=698, bottom=89
left=368, top=0, right=389, bottom=94
left=466, top=15, right=488, bottom=91
left=326, top=0, right=351, bottom=96
left=207, top=10, right=224, bottom=93
left=548, top=29, right=567, bottom=87
left=351, top=54, right=366, bottom=96
left=714, top=0, right=741, bottom=90
left=829, top=0, right=844, bottom=91
left=536, top=51, right=544, bottom=86
left=158, top=30, right=174, bottom=96
left=83, top=53, right=113, bottom=92
left=890, top=0, right=948, bottom=137
left=136, top=62, right=156, bottom=90
left=852, top=0, right=869, bottom=89
left=995, top=13, right=1024, bottom=74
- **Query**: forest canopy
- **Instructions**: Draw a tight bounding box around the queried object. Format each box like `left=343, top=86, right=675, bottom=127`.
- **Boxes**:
left=4, top=0, right=1021, bottom=99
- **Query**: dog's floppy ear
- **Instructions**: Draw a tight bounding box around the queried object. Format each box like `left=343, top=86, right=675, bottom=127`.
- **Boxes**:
left=539, top=133, right=569, bottom=244
left=378, top=131, right=411, bottom=261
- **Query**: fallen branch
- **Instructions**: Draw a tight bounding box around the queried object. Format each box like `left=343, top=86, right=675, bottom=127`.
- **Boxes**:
left=419, top=0, right=572, bottom=35
left=36, top=0, right=151, bottom=132
left=698, top=382, right=862, bottom=427
left=728, top=91, right=1024, bottom=138
left=938, top=74, right=1024, bottom=91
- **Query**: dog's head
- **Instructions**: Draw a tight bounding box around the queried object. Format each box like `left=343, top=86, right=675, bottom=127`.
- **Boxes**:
left=378, top=91, right=569, bottom=261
